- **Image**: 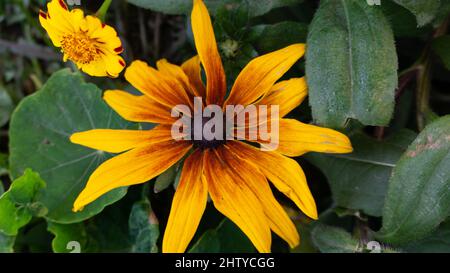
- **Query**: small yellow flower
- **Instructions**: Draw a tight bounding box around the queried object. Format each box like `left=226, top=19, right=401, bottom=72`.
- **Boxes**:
left=39, top=0, right=125, bottom=77
left=70, top=0, right=353, bottom=253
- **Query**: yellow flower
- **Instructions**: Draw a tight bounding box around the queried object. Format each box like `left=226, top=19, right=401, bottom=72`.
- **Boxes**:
left=70, top=0, right=353, bottom=252
left=39, top=0, right=125, bottom=77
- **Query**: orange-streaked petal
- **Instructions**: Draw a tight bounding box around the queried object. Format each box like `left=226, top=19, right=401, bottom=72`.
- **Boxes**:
left=204, top=147, right=272, bottom=253
left=103, top=90, right=174, bottom=124
left=157, top=59, right=198, bottom=97
left=125, top=60, right=192, bottom=109
left=227, top=141, right=318, bottom=220
left=163, top=149, right=207, bottom=253
left=73, top=140, right=192, bottom=211
left=181, top=55, right=206, bottom=98
left=191, top=0, right=226, bottom=105
left=222, top=146, right=300, bottom=248
left=225, top=44, right=305, bottom=106
left=70, top=125, right=175, bottom=153
left=256, top=77, right=308, bottom=118
left=271, top=119, right=353, bottom=157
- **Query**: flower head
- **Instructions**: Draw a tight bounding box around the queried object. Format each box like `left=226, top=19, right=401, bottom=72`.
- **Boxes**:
left=39, top=0, right=125, bottom=77
left=70, top=0, right=353, bottom=252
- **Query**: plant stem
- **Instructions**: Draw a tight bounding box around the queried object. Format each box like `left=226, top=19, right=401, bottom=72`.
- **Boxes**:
left=415, top=15, right=449, bottom=130
left=415, top=57, right=431, bottom=131
left=96, top=0, right=113, bottom=21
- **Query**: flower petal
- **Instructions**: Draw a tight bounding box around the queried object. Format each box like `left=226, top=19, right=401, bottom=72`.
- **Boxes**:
left=227, top=141, right=318, bottom=220
left=45, top=0, right=74, bottom=32
left=222, top=145, right=300, bottom=248
left=157, top=59, right=198, bottom=97
left=225, top=44, right=305, bottom=106
left=103, top=90, right=174, bottom=124
left=272, top=119, right=353, bottom=157
left=39, top=10, right=63, bottom=47
left=256, top=77, right=308, bottom=118
left=125, top=60, right=192, bottom=109
left=104, top=54, right=126, bottom=78
left=181, top=55, right=206, bottom=98
left=70, top=125, right=175, bottom=153
left=79, top=58, right=108, bottom=77
left=40, top=0, right=83, bottom=47
left=204, top=147, right=272, bottom=253
left=191, top=0, right=226, bottom=105
left=73, top=140, right=192, bottom=211
left=163, top=149, right=207, bottom=253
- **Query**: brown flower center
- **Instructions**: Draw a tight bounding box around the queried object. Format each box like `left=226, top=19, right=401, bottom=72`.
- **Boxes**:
left=191, top=115, right=227, bottom=150
left=60, top=32, right=101, bottom=64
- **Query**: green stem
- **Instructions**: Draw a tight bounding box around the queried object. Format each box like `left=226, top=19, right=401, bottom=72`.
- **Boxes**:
left=415, top=15, right=449, bottom=131
left=415, top=57, right=431, bottom=131
left=96, top=0, right=113, bottom=21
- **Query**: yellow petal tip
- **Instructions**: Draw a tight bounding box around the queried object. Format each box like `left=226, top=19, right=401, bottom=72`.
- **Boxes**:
left=69, top=133, right=79, bottom=144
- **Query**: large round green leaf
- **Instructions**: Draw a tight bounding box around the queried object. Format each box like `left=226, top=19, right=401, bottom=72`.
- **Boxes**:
left=127, top=0, right=301, bottom=17
left=378, top=116, right=450, bottom=245
left=9, top=69, right=131, bottom=224
left=305, top=0, right=398, bottom=129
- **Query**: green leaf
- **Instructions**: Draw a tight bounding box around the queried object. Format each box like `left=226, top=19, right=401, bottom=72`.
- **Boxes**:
left=433, top=35, right=450, bottom=71
left=214, top=2, right=250, bottom=40
left=127, top=0, right=301, bottom=17
left=15, top=220, right=53, bottom=252
left=129, top=199, right=160, bottom=253
left=290, top=218, right=317, bottom=253
left=48, top=197, right=136, bottom=253
left=0, top=153, right=8, bottom=177
left=305, top=0, right=398, bottom=129
left=306, top=130, right=416, bottom=217
left=0, top=87, right=14, bottom=127
left=0, top=231, right=15, bottom=253
left=154, top=163, right=179, bottom=193
left=0, top=169, right=46, bottom=236
left=403, top=221, right=450, bottom=253
left=381, top=0, right=427, bottom=38
left=251, top=21, right=308, bottom=53
left=127, top=0, right=191, bottom=14
left=393, top=0, right=440, bottom=26
left=432, top=1, right=450, bottom=26
left=311, top=224, right=359, bottom=253
left=85, top=202, right=132, bottom=252
left=378, top=116, right=450, bottom=245
left=47, top=221, right=88, bottom=253
left=189, top=230, right=221, bottom=253
left=189, top=219, right=255, bottom=253
left=9, top=69, right=131, bottom=223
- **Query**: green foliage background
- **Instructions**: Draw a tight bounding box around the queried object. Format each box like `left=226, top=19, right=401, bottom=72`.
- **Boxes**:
left=0, top=0, right=449, bottom=253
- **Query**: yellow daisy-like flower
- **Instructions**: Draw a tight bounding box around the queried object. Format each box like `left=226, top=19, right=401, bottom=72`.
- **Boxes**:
left=39, top=0, right=125, bottom=77
left=70, top=0, right=353, bottom=253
